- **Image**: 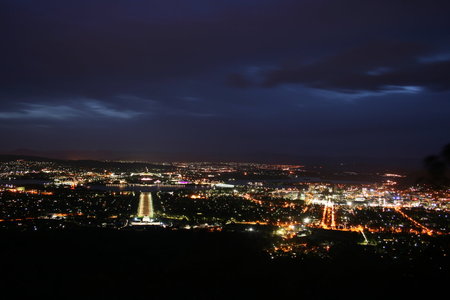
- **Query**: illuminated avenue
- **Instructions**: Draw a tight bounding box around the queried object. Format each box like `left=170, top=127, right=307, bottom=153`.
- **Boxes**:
left=137, top=192, right=154, bottom=221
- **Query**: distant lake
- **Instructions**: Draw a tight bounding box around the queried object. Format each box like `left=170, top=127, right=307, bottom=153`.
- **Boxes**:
left=86, top=184, right=208, bottom=192
left=0, top=177, right=375, bottom=190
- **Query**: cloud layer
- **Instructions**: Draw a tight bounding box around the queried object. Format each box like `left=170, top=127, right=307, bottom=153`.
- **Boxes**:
left=1, top=0, right=450, bottom=161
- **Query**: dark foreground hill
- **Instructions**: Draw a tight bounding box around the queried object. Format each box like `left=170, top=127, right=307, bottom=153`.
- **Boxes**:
left=0, top=228, right=448, bottom=299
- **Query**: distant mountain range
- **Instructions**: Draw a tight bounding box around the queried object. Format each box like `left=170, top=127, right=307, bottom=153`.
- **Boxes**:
left=0, top=148, right=425, bottom=173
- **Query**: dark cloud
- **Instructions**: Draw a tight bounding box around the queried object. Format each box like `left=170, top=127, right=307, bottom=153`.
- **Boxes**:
left=235, top=42, right=450, bottom=93
left=226, top=73, right=253, bottom=88
left=1, top=0, right=450, bottom=162
left=3, top=0, right=450, bottom=98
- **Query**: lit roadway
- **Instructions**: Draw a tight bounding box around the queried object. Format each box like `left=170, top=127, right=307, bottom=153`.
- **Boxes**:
left=138, top=192, right=154, bottom=221
left=243, top=192, right=447, bottom=237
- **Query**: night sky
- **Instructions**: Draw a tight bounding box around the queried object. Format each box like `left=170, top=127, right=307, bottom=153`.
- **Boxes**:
left=1, top=0, right=450, bottom=164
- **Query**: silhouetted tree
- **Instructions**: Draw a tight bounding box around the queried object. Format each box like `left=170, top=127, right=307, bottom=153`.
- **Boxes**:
left=422, top=144, right=450, bottom=189
left=442, top=143, right=450, bottom=164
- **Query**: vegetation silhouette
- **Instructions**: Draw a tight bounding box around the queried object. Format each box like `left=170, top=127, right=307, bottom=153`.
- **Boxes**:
left=419, top=143, right=450, bottom=188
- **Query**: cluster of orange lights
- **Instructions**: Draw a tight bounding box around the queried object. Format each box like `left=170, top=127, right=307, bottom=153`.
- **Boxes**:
left=5, top=188, right=53, bottom=195
left=243, top=194, right=263, bottom=205
left=320, top=200, right=336, bottom=229
left=394, top=207, right=440, bottom=236
left=244, top=192, right=448, bottom=237
left=0, top=212, right=83, bottom=223
left=0, top=217, right=36, bottom=223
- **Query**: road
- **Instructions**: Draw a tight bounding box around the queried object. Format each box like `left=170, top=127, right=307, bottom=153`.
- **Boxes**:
left=137, top=192, right=154, bottom=220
